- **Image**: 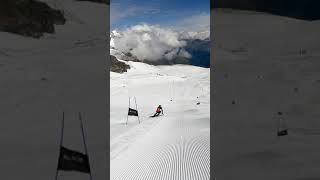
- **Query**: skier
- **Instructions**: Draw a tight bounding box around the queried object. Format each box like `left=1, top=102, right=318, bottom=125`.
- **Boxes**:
left=151, top=105, right=163, bottom=117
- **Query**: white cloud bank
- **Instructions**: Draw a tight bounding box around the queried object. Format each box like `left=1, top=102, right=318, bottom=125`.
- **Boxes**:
left=110, top=3, right=159, bottom=26
left=175, top=12, right=210, bottom=32
left=112, top=24, right=192, bottom=61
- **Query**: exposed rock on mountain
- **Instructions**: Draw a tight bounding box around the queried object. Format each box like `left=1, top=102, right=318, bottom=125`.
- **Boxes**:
left=110, top=55, right=130, bottom=73
left=0, top=0, right=66, bottom=38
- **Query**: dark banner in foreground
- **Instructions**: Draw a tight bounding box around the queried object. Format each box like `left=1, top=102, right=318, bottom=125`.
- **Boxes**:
left=57, top=146, right=91, bottom=173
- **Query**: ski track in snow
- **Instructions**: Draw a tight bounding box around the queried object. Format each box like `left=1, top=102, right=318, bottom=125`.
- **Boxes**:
left=0, top=1, right=108, bottom=179
left=110, top=61, right=210, bottom=180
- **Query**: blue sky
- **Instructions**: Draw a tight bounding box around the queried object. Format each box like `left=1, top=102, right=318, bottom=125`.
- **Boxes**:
left=111, top=0, right=210, bottom=31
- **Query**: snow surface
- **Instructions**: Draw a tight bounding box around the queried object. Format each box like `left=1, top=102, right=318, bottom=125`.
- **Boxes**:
left=0, top=1, right=108, bottom=179
left=213, top=10, right=320, bottom=180
left=110, top=61, right=210, bottom=179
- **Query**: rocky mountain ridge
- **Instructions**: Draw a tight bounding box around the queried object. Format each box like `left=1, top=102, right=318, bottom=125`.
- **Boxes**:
left=0, top=0, right=66, bottom=38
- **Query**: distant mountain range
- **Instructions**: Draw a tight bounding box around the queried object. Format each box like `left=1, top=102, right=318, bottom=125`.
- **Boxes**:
left=212, top=0, right=320, bottom=21
left=184, top=38, right=210, bottom=68
left=110, top=30, right=210, bottom=68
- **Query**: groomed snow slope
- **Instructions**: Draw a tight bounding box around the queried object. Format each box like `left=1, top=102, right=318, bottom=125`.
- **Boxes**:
left=110, top=61, right=210, bottom=180
left=213, top=10, right=320, bottom=180
left=0, top=1, right=108, bottom=179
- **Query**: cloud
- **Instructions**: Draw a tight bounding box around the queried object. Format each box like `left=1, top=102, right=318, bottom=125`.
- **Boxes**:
left=175, top=12, right=210, bottom=32
left=110, top=3, right=159, bottom=25
left=112, top=24, right=191, bottom=61
left=110, top=4, right=142, bottom=24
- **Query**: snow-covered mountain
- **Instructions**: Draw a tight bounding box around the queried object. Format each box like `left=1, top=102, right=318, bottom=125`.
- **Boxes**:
left=179, top=30, right=210, bottom=41
left=110, top=30, right=121, bottom=49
